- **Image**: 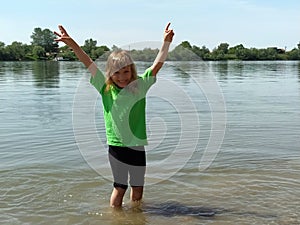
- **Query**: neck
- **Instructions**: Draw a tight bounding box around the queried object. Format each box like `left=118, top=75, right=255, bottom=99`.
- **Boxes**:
left=113, top=82, right=123, bottom=89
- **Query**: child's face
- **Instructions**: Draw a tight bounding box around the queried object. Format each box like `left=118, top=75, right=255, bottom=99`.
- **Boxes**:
left=111, top=65, right=132, bottom=88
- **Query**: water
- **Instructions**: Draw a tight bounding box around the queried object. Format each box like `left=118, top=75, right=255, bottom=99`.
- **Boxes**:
left=1, top=60, right=300, bottom=224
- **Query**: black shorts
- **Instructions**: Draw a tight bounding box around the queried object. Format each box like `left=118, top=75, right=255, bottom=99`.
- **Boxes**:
left=108, top=145, right=146, bottom=190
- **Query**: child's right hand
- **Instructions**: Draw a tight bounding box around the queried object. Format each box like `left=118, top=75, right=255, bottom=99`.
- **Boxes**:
left=54, top=25, right=73, bottom=46
left=54, top=25, right=95, bottom=69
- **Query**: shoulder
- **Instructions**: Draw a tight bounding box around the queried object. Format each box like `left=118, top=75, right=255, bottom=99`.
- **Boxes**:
left=139, top=67, right=154, bottom=79
left=136, top=67, right=156, bottom=90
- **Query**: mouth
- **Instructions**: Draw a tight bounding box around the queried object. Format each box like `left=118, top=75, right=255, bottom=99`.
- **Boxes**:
left=116, top=80, right=129, bottom=87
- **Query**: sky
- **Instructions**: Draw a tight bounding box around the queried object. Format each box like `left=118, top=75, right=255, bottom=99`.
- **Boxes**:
left=1, top=0, right=300, bottom=50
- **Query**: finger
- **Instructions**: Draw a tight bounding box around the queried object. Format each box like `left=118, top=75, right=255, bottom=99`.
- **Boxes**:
left=165, top=22, right=171, bottom=31
left=54, top=36, right=61, bottom=42
left=53, top=31, right=61, bottom=37
left=58, top=25, right=68, bottom=35
left=166, top=29, right=174, bottom=36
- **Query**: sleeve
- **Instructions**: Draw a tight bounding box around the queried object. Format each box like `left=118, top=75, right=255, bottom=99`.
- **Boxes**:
left=90, top=68, right=106, bottom=95
left=139, top=67, right=156, bottom=90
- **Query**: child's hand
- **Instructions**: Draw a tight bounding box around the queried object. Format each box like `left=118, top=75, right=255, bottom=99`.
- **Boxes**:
left=54, top=25, right=73, bottom=45
left=164, top=22, right=174, bottom=43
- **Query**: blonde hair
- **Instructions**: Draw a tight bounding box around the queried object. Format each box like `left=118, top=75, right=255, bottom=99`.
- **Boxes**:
left=105, top=50, right=138, bottom=92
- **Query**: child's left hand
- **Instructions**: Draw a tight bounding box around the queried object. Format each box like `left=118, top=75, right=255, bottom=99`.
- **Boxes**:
left=164, top=22, right=174, bottom=43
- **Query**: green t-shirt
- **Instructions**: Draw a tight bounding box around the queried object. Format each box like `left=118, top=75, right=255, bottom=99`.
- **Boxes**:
left=90, top=68, right=156, bottom=146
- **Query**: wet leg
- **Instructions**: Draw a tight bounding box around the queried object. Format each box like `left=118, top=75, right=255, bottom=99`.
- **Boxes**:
left=110, top=187, right=126, bottom=208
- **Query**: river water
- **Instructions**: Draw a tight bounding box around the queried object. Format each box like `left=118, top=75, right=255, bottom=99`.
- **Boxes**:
left=0, top=60, right=299, bottom=224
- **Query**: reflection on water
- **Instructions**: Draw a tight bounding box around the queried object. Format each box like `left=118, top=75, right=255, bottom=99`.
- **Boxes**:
left=32, top=61, right=60, bottom=88
left=0, top=61, right=299, bottom=224
left=214, top=61, right=229, bottom=80
left=298, top=61, right=300, bottom=82
left=211, top=60, right=300, bottom=83
left=0, top=61, right=60, bottom=88
left=173, top=66, right=191, bottom=82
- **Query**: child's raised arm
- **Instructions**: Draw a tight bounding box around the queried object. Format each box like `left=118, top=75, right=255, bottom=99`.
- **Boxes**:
left=54, top=25, right=98, bottom=77
left=150, top=22, right=175, bottom=76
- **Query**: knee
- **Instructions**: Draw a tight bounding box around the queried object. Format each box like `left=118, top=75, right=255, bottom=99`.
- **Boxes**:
left=110, top=187, right=127, bottom=208
left=131, top=186, right=143, bottom=201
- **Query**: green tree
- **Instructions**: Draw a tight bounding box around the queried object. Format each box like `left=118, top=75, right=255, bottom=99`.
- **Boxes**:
left=80, top=39, right=109, bottom=60
left=217, top=43, right=229, bottom=54
left=57, top=45, right=76, bottom=61
left=5, top=41, right=26, bottom=60
left=82, top=38, right=97, bottom=55
left=179, top=41, right=192, bottom=50
left=169, top=45, right=199, bottom=61
left=90, top=46, right=110, bottom=60
left=32, top=46, right=46, bottom=60
left=228, top=44, right=259, bottom=60
left=31, top=27, right=58, bottom=53
left=287, top=48, right=300, bottom=60
left=228, top=44, right=243, bottom=59
left=0, top=41, right=5, bottom=60
left=129, top=48, right=158, bottom=61
left=192, top=45, right=210, bottom=60
left=210, top=43, right=230, bottom=60
left=255, top=48, right=278, bottom=60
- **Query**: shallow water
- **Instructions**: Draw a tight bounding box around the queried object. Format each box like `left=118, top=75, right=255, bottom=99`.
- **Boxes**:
left=1, top=60, right=300, bottom=224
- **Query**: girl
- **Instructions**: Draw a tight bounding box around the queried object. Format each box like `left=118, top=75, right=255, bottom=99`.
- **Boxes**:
left=54, top=23, right=174, bottom=208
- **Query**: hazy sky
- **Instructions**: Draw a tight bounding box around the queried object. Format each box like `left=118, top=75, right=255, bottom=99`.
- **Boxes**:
left=1, top=0, right=300, bottom=50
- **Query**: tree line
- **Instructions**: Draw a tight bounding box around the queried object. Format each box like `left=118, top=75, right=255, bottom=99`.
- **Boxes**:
left=1, top=27, right=300, bottom=61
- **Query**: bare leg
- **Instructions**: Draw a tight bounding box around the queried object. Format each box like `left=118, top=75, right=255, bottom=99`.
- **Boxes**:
left=110, top=187, right=126, bottom=208
left=130, top=186, right=144, bottom=203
